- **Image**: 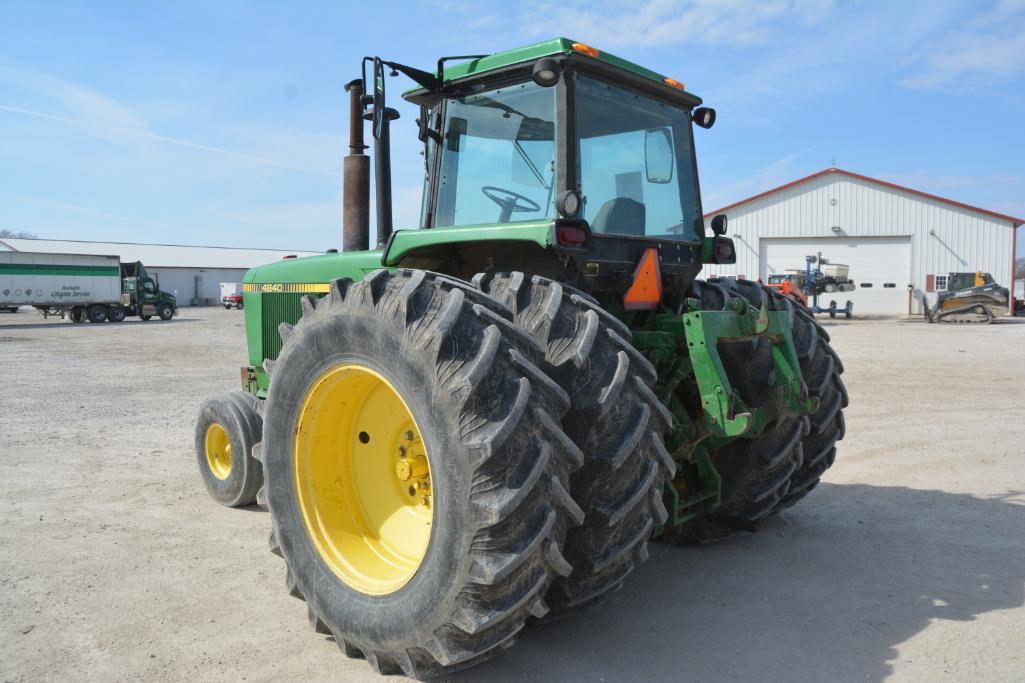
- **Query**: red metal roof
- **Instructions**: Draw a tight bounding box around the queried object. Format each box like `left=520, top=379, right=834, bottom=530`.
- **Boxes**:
left=704, top=167, right=1024, bottom=227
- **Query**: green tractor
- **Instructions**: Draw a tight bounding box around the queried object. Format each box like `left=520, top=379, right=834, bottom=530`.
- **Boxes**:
left=195, top=38, right=847, bottom=679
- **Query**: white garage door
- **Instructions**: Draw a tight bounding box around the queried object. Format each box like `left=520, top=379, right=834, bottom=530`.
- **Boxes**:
left=760, top=237, right=912, bottom=315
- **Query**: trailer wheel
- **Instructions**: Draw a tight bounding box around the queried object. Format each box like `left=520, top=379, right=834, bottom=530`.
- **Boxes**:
left=69, top=307, right=86, bottom=323
left=194, top=391, right=264, bottom=507
left=158, top=304, right=174, bottom=321
left=87, top=304, right=108, bottom=323
left=108, top=306, right=126, bottom=323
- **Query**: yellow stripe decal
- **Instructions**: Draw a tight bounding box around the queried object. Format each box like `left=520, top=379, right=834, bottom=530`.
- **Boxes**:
left=243, top=283, right=331, bottom=294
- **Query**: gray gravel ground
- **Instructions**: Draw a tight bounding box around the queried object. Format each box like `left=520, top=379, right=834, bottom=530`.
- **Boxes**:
left=1, top=306, right=1023, bottom=682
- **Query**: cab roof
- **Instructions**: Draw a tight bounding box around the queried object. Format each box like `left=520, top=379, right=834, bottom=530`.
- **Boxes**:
left=403, top=37, right=698, bottom=101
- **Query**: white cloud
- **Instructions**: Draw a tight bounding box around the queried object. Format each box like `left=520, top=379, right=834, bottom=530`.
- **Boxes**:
left=876, top=171, right=975, bottom=192
left=517, top=0, right=835, bottom=49
left=0, top=65, right=339, bottom=177
left=901, top=1, right=1025, bottom=89
left=0, top=64, right=148, bottom=134
left=703, top=152, right=805, bottom=210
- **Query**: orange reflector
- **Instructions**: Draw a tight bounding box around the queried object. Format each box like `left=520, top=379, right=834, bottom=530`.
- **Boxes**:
left=623, top=248, right=662, bottom=311
left=664, top=77, right=685, bottom=90
left=572, top=42, right=600, bottom=58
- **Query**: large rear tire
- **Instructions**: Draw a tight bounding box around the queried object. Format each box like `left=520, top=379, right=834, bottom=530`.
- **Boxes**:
left=261, top=269, right=584, bottom=679
left=474, top=272, right=674, bottom=611
left=674, top=278, right=846, bottom=542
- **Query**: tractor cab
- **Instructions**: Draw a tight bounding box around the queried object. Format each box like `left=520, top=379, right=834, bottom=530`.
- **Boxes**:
left=418, top=60, right=702, bottom=243
left=363, top=39, right=734, bottom=302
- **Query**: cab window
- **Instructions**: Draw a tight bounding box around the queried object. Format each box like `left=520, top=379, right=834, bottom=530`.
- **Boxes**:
left=434, top=81, right=556, bottom=227
left=575, top=75, right=701, bottom=241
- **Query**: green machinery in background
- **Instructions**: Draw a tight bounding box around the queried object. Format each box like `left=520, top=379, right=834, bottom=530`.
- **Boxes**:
left=195, top=38, right=847, bottom=679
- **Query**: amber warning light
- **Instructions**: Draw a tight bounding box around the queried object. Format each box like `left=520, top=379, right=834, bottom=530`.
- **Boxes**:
left=571, top=42, right=601, bottom=58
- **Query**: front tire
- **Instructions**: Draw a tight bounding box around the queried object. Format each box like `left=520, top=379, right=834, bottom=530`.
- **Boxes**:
left=158, top=304, right=174, bottom=320
left=262, top=270, right=583, bottom=679
left=194, top=391, right=264, bottom=507
left=474, top=272, right=674, bottom=611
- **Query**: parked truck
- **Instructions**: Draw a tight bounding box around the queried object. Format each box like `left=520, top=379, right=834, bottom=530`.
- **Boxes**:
left=220, top=282, right=243, bottom=309
left=0, top=251, right=177, bottom=323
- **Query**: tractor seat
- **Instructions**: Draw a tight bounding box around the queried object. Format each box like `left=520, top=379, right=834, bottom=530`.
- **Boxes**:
left=591, top=197, right=646, bottom=236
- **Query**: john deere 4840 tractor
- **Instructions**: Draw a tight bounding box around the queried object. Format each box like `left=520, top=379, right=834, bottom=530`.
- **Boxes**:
left=195, top=38, right=847, bottom=679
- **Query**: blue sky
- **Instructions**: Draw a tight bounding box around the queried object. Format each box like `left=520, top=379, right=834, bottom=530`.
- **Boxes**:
left=1, top=0, right=1023, bottom=256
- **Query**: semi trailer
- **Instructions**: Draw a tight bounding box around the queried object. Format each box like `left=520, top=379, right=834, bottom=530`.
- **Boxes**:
left=0, top=251, right=178, bottom=322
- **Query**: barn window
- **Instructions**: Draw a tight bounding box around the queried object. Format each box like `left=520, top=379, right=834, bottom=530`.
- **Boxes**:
left=935, top=275, right=948, bottom=291
left=860, top=282, right=873, bottom=288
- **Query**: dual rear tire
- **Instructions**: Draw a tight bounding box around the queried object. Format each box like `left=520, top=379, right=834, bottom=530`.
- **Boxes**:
left=475, top=272, right=675, bottom=611
left=259, top=270, right=584, bottom=678
left=673, top=278, right=847, bottom=542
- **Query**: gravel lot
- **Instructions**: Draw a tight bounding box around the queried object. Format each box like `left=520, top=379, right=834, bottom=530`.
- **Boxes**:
left=2, top=306, right=1023, bottom=682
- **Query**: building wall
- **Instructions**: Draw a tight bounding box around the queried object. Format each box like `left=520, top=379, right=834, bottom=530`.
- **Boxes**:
left=703, top=173, right=1016, bottom=314
left=146, top=267, right=248, bottom=306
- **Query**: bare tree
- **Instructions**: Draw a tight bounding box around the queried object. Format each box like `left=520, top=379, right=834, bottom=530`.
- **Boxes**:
left=0, top=228, right=38, bottom=239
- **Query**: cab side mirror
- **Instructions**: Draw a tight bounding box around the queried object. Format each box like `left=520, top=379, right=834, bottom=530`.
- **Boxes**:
left=373, top=57, right=386, bottom=140
left=644, top=128, right=674, bottom=184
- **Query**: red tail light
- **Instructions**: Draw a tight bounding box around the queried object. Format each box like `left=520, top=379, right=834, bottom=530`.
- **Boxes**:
left=557, top=225, right=586, bottom=247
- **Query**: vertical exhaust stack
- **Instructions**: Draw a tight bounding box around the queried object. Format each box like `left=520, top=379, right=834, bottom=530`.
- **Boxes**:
left=342, top=79, right=370, bottom=252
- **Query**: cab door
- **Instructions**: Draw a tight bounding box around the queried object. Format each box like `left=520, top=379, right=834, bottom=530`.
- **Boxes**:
left=141, top=278, right=158, bottom=314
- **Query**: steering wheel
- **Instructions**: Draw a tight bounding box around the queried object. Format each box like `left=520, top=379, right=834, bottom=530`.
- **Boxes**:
left=481, top=186, right=541, bottom=223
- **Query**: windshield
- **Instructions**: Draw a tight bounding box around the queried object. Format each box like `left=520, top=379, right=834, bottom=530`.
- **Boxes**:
left=575, top=75, right=701, bottom=241
left=434, top=81, right=556, bottom=227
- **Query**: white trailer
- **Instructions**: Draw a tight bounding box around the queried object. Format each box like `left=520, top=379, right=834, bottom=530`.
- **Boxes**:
left=0, top=251, right=177, bottom=323
left=220, top=282, right=242, bottom=299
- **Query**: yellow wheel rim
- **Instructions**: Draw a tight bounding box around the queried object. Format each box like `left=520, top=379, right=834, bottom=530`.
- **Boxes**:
left=205, top=423, right=233, bottom=480
left=294, top=365, right=433, bottom=596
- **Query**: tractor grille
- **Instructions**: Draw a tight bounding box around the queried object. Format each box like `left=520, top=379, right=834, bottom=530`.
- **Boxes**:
left=260, top=292, right=326, bottom=360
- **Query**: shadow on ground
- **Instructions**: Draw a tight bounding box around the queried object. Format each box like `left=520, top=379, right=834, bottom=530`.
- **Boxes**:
left=451, top=483, right=1025, bottom=682
left=0, top=319, right=197, bottom=331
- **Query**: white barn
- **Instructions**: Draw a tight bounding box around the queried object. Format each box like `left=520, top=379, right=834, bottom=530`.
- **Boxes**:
left=702, top=168, right=1022, bottom=315
left=0, top=238, right=322, bottom=306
